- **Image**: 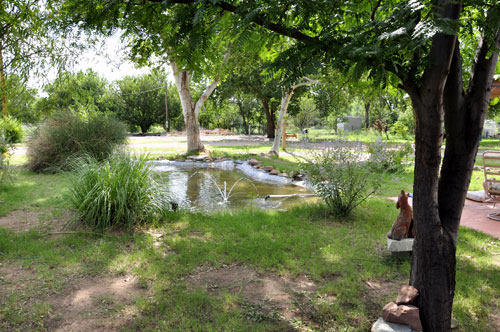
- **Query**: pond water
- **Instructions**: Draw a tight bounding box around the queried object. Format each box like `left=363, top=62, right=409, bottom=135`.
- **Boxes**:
left=153, top=161, right=318, bottom=211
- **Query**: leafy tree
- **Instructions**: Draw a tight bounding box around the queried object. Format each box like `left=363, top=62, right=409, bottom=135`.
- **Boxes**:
left=5, top=74, right=39, bottom=124
left=115, top=71, right=181, bottom=133
left=132, top=1, right=500, bottom=330
left=292, top=95, right=320, bottom=131
left=0, top=0, right=75, bottom=118
left=38, top=69, right=113, bottom=116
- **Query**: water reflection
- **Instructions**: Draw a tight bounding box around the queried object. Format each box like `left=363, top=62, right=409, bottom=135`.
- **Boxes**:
left=155, top=167, right=316, bottom=212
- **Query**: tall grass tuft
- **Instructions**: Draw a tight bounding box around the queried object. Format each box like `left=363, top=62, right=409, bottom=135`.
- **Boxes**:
left=27, top=112, right=127, bottom=172
left=70, top=153, right=171, bottom=230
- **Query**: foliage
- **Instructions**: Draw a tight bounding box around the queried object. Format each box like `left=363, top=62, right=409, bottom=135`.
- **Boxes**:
left=0, top=116, right=24, bottom=143
left=292, top=95, right=320, bottom=131
left=115, top=71, right=180, bottom=133
left=367, top=138, right=413, bottom=173
left=300, top=140, right=380, bottom=216
left=27, top=112, right=127, bottom=172
left=391, top=120, right=410, bottom=139
left=4, top=75, right=39, bottom=124
left=69, top=153, right=171, bottom=230
left=0, top=135, right=12, bottom=186
left=36, top=70, right=114, bottom=117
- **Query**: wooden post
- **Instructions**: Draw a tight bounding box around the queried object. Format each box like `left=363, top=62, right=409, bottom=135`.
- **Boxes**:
left=165, top=82, right=169, bottom=133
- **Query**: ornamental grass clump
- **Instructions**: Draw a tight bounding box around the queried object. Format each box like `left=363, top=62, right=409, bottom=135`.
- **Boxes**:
left=27, top=112, right=127, bottom=172
left=70, top=153, right=171, bottom=230
left=300, top=140, right=380, bottom=216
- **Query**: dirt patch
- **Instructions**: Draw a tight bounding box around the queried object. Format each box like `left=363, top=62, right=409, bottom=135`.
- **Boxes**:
left=0, top=208, right=73, bottom=233
left=364, top=278, right=407, bottom=313
left=0, top=263, right=37, bottom=298
left=488, top=307, right=500, bottom=331
left=46, top=274, right=148, bottom=332
left=188, top=264, right=317, bottom=323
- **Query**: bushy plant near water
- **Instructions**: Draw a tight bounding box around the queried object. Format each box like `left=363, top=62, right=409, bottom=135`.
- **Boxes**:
left=27, top=112, right=127, bottom=172
left=367, top=137, right=413, bottom=173
left=70, top=153, right=171, bottom=230
left=299, top=140, right=380, bottom=216
left=0, top=116, right=24, bottom=143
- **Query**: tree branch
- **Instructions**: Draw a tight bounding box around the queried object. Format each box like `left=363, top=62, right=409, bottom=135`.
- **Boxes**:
left=149, top=0, right=320, bottom=44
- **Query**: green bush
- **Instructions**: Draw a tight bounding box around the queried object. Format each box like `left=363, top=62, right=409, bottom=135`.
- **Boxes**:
left=27, top=112, right=127, bottom=172
left=0, top=135, right=12, bottom=186
left=70, top=153, right=171, bottom=230
left=300, top=140, right=380, bottom=216
left=0, top=116, right=24, bottom=143
left=367, top=138, right=413, bottom=173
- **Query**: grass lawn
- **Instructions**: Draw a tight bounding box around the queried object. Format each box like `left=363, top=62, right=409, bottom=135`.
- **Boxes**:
left=0, top=162, right=499, bottom=331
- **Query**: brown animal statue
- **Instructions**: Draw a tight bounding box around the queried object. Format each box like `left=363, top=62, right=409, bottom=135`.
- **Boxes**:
left=387, top=190, right=415, bottom=240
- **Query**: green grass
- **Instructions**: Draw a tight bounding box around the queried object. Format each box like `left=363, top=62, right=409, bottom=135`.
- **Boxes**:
left=1, top=155, right=499, bottom=331
left=0, top=170, right=71, bottom=216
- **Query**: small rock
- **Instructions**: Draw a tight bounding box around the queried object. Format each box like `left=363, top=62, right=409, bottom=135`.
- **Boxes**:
left=473, top=166, right=481, bottom=171
left=187, top=155, right=206, bottom=161
left=451, top=317, right=459, bottom=329
left=280, top=173, right=288, bottom=177
left=204, top=158, right=213, bottom=162
left=270, top=169, right=280, bottom=175
left=371, top=317, right=417, bottom=332
left=382, top=302, right=422, bottom=331
left=247, top=158, right=261, bottom=166
left=235, top=159, right=244, bottom=165
left=396, top=285, right=419, bottom=305
left=261, top=166, right=274, bottom=172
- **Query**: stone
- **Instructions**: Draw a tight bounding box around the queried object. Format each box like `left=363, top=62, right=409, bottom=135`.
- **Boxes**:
left=387, top=237, right=414, bottom=252
left=396, top=285, right=419, bottom=305
left=235, top=159, right=244, bottom=165
left=382, top=302, right=422, bottom=331
left=187, top=155, right=206, bottom=161
left=270, top=169, right=280, bottom=175
left=261, top=166, right=274, bottom=172
left=451, top=317, right=459, bottom=329
left=280, top=173, right=288, bottom=177
left=247, top=158, right=261, bottom=166
left=371, top=317, right=417, bottom=332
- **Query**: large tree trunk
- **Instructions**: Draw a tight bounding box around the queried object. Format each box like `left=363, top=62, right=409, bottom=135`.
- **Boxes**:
left=261, top=97, right=275, bottom=139
left=171, top=61, right=221, bottom=153
left=406, top=2, right=499, bottom=330
left=270, top=78, right=319, bottom=156
left=270, top=88, right=294, bottom=156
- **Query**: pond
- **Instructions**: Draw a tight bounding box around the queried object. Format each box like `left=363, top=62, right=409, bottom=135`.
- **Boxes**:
left=153, top=160, right=318, bottom=211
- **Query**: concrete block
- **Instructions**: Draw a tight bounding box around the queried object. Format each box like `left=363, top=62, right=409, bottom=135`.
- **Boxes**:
left=372, top=317, right=417, bottom=332
left=387, top=237, right=414, bottom=252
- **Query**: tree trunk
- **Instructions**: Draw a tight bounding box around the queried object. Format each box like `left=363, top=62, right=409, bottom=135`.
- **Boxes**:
left=270, top=88, right=294, bottom=156
left=171, top=61, right=223, bottom=153
left=364, top=102, right=370, bottom=130
left=405, top=3, right=500, bottom=331
left=0, top=46, right=6, bottom=118
left=261, top=97, right=275, bottom=139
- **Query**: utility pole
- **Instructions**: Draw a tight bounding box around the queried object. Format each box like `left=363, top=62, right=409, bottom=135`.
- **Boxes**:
left=165, top=81, right=169, bottom=133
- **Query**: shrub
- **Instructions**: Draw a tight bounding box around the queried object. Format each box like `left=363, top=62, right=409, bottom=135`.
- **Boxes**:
left=0, top=135, right=12, bottom=186
left=367, top=137, right=413, bottom=173
left=0, top=116, right=24, bottom=143
left=70, top=153, right=171, bottom=230
left=27, top=112, right=127, bottom=172
left=300, top=140, right=380, bottom=216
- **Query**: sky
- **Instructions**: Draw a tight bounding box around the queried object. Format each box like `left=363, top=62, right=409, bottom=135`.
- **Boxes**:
left=30, top=32, right=171, bottom=90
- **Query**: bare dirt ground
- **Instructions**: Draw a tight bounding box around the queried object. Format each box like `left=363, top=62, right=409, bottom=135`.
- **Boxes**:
left=188, top=264, right=318, bottom=325
left=0, top=208, right=72, bottom=233
left=46, top=274, right=148, bottom=332
left=187, top=263, right=404, bottom=328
